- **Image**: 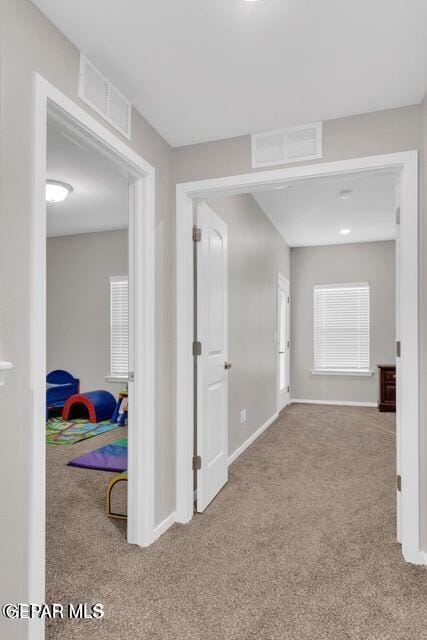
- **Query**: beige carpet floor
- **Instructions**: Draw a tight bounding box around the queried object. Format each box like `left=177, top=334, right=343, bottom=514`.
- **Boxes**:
left=46, top=405, right=426, bottom=640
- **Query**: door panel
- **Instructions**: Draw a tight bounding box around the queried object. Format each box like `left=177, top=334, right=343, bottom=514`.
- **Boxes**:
left=277, top=275, right=290, bottom=411
left=196, top=202, right=228, bottom=512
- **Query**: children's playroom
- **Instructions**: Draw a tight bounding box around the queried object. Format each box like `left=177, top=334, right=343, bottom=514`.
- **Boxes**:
left=45, top=122, right=130, bottom=577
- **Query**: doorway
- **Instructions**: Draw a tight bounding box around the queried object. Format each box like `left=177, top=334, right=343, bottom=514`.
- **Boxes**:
left=176, top=151, right=421, bottom=565
left=30, top=74, right=155, bottom=638
left=277, top=274, right=290, bottom=412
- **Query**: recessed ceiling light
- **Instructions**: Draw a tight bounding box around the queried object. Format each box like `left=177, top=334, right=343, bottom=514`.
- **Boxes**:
left=46, top=180, right=73, bottom=203
left=340, top=228, right=351, bottom=235
left=338, top=189, right=352, bottom=200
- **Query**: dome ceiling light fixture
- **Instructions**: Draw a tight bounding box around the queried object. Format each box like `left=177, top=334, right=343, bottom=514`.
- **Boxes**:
left=46, top=179, right=73, bottom=203
left=340, top=228, right=351, bottom=235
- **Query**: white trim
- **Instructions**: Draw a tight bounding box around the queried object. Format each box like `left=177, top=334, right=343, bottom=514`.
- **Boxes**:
left=311, top=369, right=374, bottom=376
left=30, top=74, right=156, bottom=640
left=176, top=150, right=422, bottom=565
left=291, top=399, right=377, bottom=407
left=277, top=274, right=290, bottom=411
left=152, top=512, right=176, bottom=539
left=395, top=179, right=402, bottom=544
left=228, top=413, right=279, bottom=465
left=105, top=375, right=128, bottom=384
left=175, top=189, right=195, bottom=524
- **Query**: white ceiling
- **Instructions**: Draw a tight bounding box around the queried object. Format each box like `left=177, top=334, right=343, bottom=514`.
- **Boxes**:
left=31, top=0, right=427, bottom=147
left=252, top=171, right=396, bottom=247
left=46, top=125, right=128, bottom=237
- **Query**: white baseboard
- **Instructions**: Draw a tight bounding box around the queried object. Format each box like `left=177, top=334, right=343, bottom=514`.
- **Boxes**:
left=291, top=398, right=377, bottom=407
left=228, top=412, right=279, bottom=466
left=152, top=512, right=176, bottom=541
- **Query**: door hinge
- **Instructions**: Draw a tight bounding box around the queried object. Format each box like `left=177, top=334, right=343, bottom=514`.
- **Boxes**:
left=396, top=207, right=400, bottom=225
left=287, top=385, right=290, bottom=393
left=128, top=372, right=135, bottom=382
left=192, top=455, right=202, bottom=471
left=287, top=297, right=290, bottom=303
left=396, top=341, right=401, bottom=357
left=287, top=340, right=290, bottom=348
left=193, top=341, right=202, bottom=356
left=397, top=474, right=401, bottom=492
left=192, top=226, right=202, bottom=242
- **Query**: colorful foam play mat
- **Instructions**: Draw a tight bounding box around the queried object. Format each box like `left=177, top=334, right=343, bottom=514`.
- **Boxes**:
left=68, top=437, right=128, bottom=472
left=46, top=417, right=119, bottom=445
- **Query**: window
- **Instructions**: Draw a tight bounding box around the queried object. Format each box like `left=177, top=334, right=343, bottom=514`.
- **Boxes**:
left=313, top=283, right=370, bottom=374
left=109, top=276, right=128, bottom=380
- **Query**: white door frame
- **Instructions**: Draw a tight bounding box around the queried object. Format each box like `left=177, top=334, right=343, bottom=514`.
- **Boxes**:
left=395, top=178, right=402, bottom=545
left=277, top=274, right=290, bottom=412
left=176, top=150, right=422, bottom=565
left=30, top=74, right=155, bottom=640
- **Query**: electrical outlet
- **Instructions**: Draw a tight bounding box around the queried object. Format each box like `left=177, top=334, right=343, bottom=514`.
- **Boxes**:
left=240, top=409, right=247, bottom=424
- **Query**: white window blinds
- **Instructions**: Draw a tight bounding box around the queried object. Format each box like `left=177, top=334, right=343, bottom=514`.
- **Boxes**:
left=313, top=283, right=370, bottom=372
left=110, top=276, right=128, bottom=377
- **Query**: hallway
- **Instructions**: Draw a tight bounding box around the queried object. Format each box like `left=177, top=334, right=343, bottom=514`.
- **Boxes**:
left=47, top=404, right=427, bottom=640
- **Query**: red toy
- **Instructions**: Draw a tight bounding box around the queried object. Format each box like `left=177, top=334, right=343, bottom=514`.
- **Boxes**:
left=62, top=390, right=116, bottom=424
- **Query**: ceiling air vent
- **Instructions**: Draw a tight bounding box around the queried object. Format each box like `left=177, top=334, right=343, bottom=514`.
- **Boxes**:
left=251, top=122, right=322, bottom=168
left=79, top=54, right=131, bottom=140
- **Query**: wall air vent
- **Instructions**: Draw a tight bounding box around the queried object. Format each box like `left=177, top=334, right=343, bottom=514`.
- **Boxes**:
left=251, top=122, right=322, bottom=168
left=79, top=54, right=131, bottom=140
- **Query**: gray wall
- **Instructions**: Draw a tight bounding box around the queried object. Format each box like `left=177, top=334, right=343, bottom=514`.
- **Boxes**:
left=290, top=241, right=395, bottom=404
left=206, top=195, right=290, bottom=457
left=47, top=231, right=127, bottom=396
left=0, top=0, right=173, bottom=628
left=174, top=105, right=422, bottom=182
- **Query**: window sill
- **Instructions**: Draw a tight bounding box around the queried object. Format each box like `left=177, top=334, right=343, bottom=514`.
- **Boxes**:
left=105, top=375, right=128, bottom=384
left=311, top=369, right=374, bottom=377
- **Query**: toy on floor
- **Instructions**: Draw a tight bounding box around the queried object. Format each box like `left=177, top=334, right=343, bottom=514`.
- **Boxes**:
left=106, top=471, right=128, bottom=520
left=46, top=370, right=79, bottom=419
left=68, top=437, right=127, bottom=472
left=62, top=390, right=116, bottom=424
left=46, top=417, right=118, bottom=445
left=111, top=391, right=128, bottom=427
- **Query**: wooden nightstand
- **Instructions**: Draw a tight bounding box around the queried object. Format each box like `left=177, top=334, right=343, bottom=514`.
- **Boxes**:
left=377, top=364, right=396, bottom=412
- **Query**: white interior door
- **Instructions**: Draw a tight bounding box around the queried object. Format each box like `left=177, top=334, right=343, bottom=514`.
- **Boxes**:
left=277, top=275, right=290, bottom=411
left=196, top=202, right=229, bottom=512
